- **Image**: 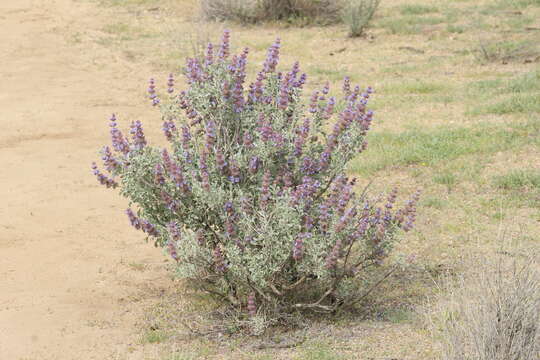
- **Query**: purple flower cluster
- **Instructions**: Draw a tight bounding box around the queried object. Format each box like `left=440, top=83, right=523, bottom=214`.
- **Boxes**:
left=213, top=245, right=227, bottom=272
left=147, top=78, right=160, bottom=106
left=154, top=163, right=166, bottom=185
left=109, top=114, right=129, bottom=155
left=101, top=146, right=120, bottom=172
left=162, top=120, right=176, bottom=141
left=292, top=176, right=321, bottom=205
left=167, top=73, right=174, bottom=94
left=263, top=38, right=280, bottom=74
left=130, top=120, right=146, bottom=151
left=293, top=232, right=310, bottom=260
left=218, top=29, right=231, bottom=61
left=91, top=162, right=117, bottom=188
left=125, top=208, right=159, bottom=236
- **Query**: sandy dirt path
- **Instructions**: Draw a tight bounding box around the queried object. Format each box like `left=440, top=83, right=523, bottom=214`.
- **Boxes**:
left=0, top=1, right=171, bottom=358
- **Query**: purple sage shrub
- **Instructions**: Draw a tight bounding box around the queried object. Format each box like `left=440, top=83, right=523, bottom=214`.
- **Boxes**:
left=93, top=31, right=420, bottom=320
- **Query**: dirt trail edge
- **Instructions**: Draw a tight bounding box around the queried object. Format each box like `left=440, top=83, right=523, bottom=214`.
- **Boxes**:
left=0, top=1, right=170, bottom=359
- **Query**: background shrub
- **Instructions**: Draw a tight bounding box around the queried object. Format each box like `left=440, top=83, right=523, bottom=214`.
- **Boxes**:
left=429, top=254, right=540, bottom=360
left=200, top=0, right=260, bottom=24
left=93, top=31, right=418, bottom=326
left=341, top=0, right=381, bottom=37
left=201, top=0, right=348, bottom=25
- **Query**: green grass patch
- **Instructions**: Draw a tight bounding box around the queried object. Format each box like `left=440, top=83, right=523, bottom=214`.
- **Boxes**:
left=399, top=4, right=439, bottom=15
left=473, top=39, right=540, bottom=63
left=494, top=170, right=540, bottom=190
left=382, top=80, right=446, bottom=94
left=474, top=94, right=540, bottom=115
left=308, top=66, right=348, bottom=82
left=421, top=196, right=447, bottom=209
left=446, top=24, right=465, bottom=34
left=380, top=307, right=415, bottom=323
left=505, top=70, right=540, bottom=93
left=295, top=342, right=345, bottom=360
left=142, top=329, right=169, bottom=344
left=433, top=172, right=457, bottom=190
left=468, top=70, right=540, bottom=97
left=350, top=119, right=539, bottom=174
left=495, top=0, right=540, bottom=9
left=378, top=16, right=446, bottom=35
left=102, top=22, right=131, bottom=35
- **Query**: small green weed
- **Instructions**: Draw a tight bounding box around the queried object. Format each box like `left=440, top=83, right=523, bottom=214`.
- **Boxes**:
left=421, top=196, right=447, bottom=210
left=433, top=172, right=457, bottom=190
left=446, top=24, right=464, bottom=34
left=143, top=329, right=168, bottom=344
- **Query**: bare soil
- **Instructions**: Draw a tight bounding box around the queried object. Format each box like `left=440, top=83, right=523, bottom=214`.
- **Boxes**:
left=0, top=1, right=169, bottom=358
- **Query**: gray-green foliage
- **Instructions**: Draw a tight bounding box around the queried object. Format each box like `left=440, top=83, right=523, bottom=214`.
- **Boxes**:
left=94, top=31, right=418, bottom=325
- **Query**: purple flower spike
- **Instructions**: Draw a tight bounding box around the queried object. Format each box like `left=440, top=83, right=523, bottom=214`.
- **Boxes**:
left=109, top=114, right=130, bottom=155
left=309, top=91, right=319, bottom=114
left=125, top=208, right=141, bottom=230
left=325, top=239, right=342, bottom=269
left=140, top=219, right=159, bottom=237
left=260, top=170, right=271, bottom=208
left=147, top=78, right=156, bottom=98
left=181, top=125, right=191, bottom=149
left=295, top=73, right=307, bottom=89
left=167, top=239, right=179, bottom=262
left=343, top=76, right=351, bottom=96
left=148, top=78, right=160, bottom=106
left=205, top=42, right=214, bottom=66
left=130, top=120, right=146, bottom=151
left=228, top=160, right=241, bottom=184
left=161, top=190, right=179, bottom=211
left=168, top=221, right=181, bottom=241
left=162, top=120, right=176, bottom=141
left=154, top=163, right=165, bottom=185
left=205, top=121, right=216, bottom=149
left=293, top=233, right=309, bottom=260
left=248, top=156, right=260, bottom=175
left=321, top=82, right=330, bottom=96
left=278, top=73, right=291, bottom=110
left=385, top=188, right=398, bottom=209
left=213, top=246, right=227, bottom=272
left=324, top=97, right=336, bottom=120
left=223, top=201, right=235, bottom=216
left=262, top=38, right=281, bottom=74
left=215, top=149, right=228, bottom=173
left=161, top=148, right=172, bottom=172
left=92, top=162, right=118, bottom=188
left=218, top=29, right=231, bottom=61
left=167, top=73, right=174, bottom=94
left=101, top=146, right=120, bottom=172
left=170, top=161, right=189, bottom=193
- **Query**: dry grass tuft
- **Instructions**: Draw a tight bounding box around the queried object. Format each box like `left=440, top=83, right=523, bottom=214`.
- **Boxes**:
left=428, top=252, right=540, bottom=360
